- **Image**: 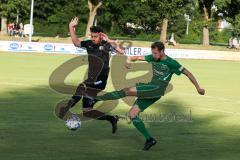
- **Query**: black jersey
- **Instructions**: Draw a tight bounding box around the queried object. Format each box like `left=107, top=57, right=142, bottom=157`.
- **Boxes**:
left=78, top=40, right=114, bottom=83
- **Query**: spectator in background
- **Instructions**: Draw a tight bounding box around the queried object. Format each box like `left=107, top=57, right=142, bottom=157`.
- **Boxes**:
left=7, top=23, right=13, bottom=36
left=168, top=33, right=177, bottom=46
left=19, top=22, right=24, bottom=38
left=13, top=20, right=20, bottom=37
left=228, top=37, right=240, bottom=49
left=232, top=37, right=239, bottom=49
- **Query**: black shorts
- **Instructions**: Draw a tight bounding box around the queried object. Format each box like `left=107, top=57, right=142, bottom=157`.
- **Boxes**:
left=82, top=75, right=108, bottom=108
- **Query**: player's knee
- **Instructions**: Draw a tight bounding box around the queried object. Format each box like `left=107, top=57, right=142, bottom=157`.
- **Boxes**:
left=128, top=113, right=136, bottom=119
left=75, top=83, right=86, bottom=96
left=128, top=105, right=141, bottom=119
left=128, top=111, right=137, bottom=119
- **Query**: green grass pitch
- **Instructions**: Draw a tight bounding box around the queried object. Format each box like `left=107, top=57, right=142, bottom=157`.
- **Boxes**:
left=0, top=52, right=240, bottom=160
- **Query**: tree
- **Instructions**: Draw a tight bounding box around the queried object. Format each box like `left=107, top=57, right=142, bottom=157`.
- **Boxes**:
left=135, top=0, right=191, bottom=43
left=0, top=0, right=29, bottom=19
left=0, top=0, right=29, bottom=34
left=197, top=0, right=215, bottom=46
left=215, top=0, right=240, bottom=35
left=33, top=0, right=88, bottom=36
left=97, top=0, right=132, bottom=33
left=85, top=0, right=102, bottom=37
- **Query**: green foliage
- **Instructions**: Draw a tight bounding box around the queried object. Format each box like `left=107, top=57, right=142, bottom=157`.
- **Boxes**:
left=90, top=0, right=102, bottom=6
left=0, top=0, right=29, bottom=21
left=33, top=0, right=88, bottom=36
left=215, top=0, right=240, bottom=34
left=0, top=0, right=238, bottom=43
left=98, top=0, right=191, bottom=36
left=176, top=20, right=202, bottom=44
left=198, top=0, right=215, bottom=18
left=135, top=32, right=159, bottom=41
left=209, top=29, right=232, bottom=43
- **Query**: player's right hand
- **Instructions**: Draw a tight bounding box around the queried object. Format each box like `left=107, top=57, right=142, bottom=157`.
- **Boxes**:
left=69, top=17, right=78, bottom=28
left=100, top=32, right=109, bottom=42
left=197, top=88, right=205, bottom=95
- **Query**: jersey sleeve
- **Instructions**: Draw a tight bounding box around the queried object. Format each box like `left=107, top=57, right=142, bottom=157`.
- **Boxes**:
left=77, top=40, right=90, bottom=48
left=144, top=54, right=154, bottom=62
left=171, top=59, right=185, bottom=75
left=102, top=41, right=115, bottom=52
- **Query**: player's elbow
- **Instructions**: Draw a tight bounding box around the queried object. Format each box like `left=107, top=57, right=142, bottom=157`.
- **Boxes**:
left=117, top=49, right=125, bottom=55
left=120, top=49, right=125, bottom=55
left=183, top=69, right=192, bottom=77
left=72, top=41, right=80, bottom=47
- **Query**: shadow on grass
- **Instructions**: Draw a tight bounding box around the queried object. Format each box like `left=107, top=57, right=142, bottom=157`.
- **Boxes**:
left=0, top=86, right=240, bottom=160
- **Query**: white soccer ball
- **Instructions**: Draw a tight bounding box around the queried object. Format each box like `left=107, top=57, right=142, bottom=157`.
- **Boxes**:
left=65, top=114, right=81, bottom=131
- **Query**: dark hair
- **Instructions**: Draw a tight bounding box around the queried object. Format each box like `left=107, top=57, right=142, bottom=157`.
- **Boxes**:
left=90, top=26, right=103, bottom=33
left=151, top=41, right=165, bottom=52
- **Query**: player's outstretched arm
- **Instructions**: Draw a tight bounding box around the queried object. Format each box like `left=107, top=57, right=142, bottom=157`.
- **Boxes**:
left=111, top=40, right=125, bottom=55
left=183, top=69, right=205, bottom=95
left=69, top=17, right=84, bottom=47
left=100, top=32, right=125, bottom=55
left=114, top=42, right=125, bottom=55
left=125, top=56, right=145, bottom=69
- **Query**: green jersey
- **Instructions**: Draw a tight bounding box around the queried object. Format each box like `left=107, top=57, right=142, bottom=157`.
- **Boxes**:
left=144, top=54, right=184, bottom=83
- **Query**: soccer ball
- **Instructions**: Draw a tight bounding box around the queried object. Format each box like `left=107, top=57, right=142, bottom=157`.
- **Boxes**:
left=65, top=114, right=81, bottom=131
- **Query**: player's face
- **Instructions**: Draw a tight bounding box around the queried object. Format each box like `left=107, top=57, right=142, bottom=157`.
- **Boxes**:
left=90, top=32, right=102, bottom=44
left=151, top=48, right=163, bottom=60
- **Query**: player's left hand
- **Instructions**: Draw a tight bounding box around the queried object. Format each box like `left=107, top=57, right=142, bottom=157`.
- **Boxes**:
left=69, top=17, right=78, bottom=28
left=197, top=88, right=205, bottom=95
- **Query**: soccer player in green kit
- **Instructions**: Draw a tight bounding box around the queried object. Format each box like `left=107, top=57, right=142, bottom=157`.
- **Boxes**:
left=95, top=41, right=205, bottom=150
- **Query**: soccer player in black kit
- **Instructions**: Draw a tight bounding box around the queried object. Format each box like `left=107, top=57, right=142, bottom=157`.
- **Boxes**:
left=59, top=17, right=124, bottom=133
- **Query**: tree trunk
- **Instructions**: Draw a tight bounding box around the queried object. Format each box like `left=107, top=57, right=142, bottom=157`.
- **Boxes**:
left=1, top=17, right=7, bottom=35
left=85, top=1, right=102, bottom=37
left=110, top=21, right=115, bottom=33
left=202, top=4, right=209, bottom=46
left=160, top=18, right=168, bottom=43
left=203, top=26, right=209, bottom=46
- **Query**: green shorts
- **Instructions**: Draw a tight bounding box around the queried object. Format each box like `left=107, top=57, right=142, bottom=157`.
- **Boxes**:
left=134, top=81, right=168, bottom=111
left=134, top=96, right=161, bottom=112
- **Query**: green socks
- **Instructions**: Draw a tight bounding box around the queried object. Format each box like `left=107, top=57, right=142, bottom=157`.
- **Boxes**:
left=96, top=90, right=126, bottom=101
left=132, top=117, right=152, bottom=140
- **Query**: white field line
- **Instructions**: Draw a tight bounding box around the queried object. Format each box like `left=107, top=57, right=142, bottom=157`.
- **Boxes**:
left=160, top=102, right=240, bottom=116
left=0, top=82, right=48, bottom=88
left=0, top=82, right=32, bottom=87
left=173, top=92, right=240, bottom=104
